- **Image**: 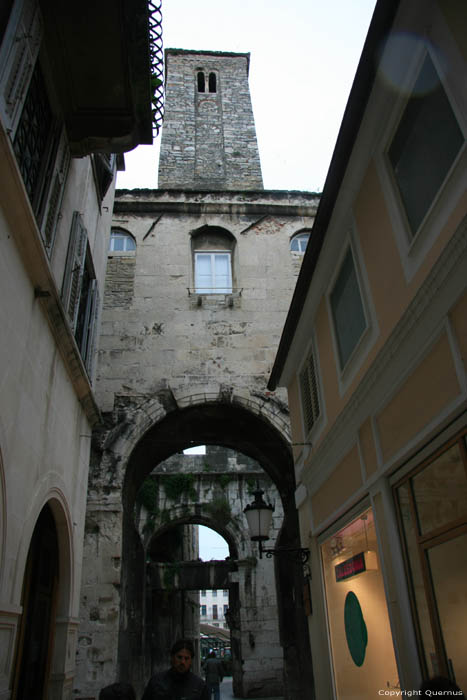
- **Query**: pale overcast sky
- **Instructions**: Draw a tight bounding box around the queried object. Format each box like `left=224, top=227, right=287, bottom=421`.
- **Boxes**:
left=117, top=0, right=377, bottom=193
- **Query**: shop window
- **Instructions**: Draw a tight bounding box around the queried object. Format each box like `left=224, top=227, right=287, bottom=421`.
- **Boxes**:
left=387, top=52, right=464, bottom=237
left=320, top=507, right=399, bottom=698
left=109, top=230, right=136, bottom=253
left=330, top=248, right=367, bottom=369
left=208, top=72, right=217, bottom=93
left=197, top=71, right=205, bottom=93
left=61, top=212, right=99, bottom=377
left=290, top=231, right=310, bottom=253
left=394, top=432, right=467, bottom=686
left=299, top=348, right=320, bottom=435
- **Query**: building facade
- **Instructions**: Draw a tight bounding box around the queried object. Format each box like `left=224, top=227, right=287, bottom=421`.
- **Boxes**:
left=0, top=1, right=162, bottom=697
left=268, top=1, right=467, bottom=698
left=77, top=49, right=318, bottom=699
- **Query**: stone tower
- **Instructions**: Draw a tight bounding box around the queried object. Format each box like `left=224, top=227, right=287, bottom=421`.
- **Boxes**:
left=158, top=49, right=263, bottom=190
left=76, top=47, right=319, bottom=700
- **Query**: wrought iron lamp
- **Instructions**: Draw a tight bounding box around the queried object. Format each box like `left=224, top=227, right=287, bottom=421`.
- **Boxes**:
left=244, top=486, right=310, bottom=564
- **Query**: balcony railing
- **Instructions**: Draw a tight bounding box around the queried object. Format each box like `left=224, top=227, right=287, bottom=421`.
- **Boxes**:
left=148, top=0, right=164, bottom=136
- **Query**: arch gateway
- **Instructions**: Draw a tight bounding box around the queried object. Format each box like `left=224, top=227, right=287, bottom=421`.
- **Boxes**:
left=75, top=50, right=319, bottom=699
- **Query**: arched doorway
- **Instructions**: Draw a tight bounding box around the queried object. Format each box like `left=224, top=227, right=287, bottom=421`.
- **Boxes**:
left=117, top=400, right=313, bottom=699
left=12, top=504, right=59, bottom=700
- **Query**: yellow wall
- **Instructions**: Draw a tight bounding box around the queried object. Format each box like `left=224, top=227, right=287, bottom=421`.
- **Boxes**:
left=376, top=332, right=461, bottom=463
left=311, top=445, right=362, bottom=526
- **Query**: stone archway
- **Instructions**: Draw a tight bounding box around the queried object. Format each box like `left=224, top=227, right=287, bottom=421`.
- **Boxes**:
left=77, top=391, right=313, bottom=700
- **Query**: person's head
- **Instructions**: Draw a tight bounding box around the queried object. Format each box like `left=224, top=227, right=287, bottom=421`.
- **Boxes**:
left=420, top=676, right=465, bottom=700
left=170, top=639, right=195, bottom=674
left=99, top=683, right=136, bottom=700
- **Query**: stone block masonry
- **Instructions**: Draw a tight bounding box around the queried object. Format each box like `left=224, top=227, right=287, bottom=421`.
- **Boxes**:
left=159, top=50, right=263, bottom=190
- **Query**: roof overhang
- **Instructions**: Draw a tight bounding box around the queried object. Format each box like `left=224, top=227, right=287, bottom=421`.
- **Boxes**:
left=40, top=0, right=163, bottom=155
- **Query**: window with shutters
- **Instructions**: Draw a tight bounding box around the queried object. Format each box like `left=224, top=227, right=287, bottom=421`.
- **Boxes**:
left=0, top=0, right=70, bottom=255
left=299, top=349, right=320, bottom=435
left=61, top=212, right=99, bottom=378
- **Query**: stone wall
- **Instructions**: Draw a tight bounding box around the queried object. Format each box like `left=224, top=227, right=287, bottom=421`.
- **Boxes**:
left=159, top=50, right=263, bottom=190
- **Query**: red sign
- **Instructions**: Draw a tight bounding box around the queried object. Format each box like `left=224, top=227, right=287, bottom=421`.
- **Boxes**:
left=335, top=552, right=366, bottom=582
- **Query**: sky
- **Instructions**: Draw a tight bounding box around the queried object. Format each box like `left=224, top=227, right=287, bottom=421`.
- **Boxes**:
left=117, top=0, right=377, bottom=193
left=123, top=0, right=377, bottom=558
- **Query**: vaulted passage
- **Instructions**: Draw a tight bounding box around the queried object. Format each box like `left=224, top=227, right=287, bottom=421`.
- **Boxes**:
left=79, top=396, right=313, bottom=700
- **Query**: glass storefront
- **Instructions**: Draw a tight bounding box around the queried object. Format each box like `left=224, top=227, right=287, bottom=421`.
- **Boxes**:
left=321, top=506, right=399, bottom=699
left=394, top=431, right=467, bottom=692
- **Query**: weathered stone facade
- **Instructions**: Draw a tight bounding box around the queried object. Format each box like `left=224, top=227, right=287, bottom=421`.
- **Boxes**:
left=159, top=50, right=263, bottom=190
left=76, top=50, right=318, bottom=700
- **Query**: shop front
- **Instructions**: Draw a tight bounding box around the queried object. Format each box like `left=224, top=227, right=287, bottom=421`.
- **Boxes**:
left=320, top=505, right=399, bottom=700
left=392, top=429, right=467, bottom=692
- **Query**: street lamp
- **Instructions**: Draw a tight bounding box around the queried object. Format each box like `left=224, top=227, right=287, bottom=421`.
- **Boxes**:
left=243, top=486, right=310, bottom=564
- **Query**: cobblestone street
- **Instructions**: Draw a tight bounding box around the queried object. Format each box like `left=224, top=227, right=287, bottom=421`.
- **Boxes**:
left=219, top=678, right=284, bottom=700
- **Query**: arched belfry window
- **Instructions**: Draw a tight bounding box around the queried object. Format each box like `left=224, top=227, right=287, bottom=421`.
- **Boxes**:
left=191, top=226, right=235, bottom=294
left=197, top=71, right=206, bottom=93
left=208, top=72, right=217, bottom=93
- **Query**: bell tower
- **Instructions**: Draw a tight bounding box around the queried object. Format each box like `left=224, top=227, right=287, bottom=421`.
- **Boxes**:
left=158, top=49, right=263, bottom=190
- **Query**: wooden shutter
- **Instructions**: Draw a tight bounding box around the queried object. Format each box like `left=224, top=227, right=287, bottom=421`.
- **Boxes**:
left=300, top=350, right=320, bottom=434
left=81, top=281, right=99, bottom=378
left=0, top=0, right=43, bottom=139
left=40, top=126, right=71, bottom=253
left=61, top=212, right=87, bottom=332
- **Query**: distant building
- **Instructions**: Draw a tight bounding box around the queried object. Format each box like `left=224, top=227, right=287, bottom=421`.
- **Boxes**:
left=269, top=1, right=467, bottom=698
left=200, top=589, right=230, bottom=629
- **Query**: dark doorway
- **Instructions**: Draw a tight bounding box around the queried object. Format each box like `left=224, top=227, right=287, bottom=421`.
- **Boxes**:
left=13, top=504, right=59, bottom=700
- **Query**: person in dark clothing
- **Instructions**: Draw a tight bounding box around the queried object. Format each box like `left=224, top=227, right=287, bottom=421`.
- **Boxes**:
left=142, top=639, right=209, bottom=700
left=204, top=651, right=224, bottom=700
left=99, top=683, right=136, bottom=700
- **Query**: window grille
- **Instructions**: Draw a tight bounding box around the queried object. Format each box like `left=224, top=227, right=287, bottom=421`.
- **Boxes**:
left=13, top=63, right=52, bottom=207
left=300, top=350, right=320, bottom=434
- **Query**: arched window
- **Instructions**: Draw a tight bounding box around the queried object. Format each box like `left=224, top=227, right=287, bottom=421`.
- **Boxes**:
left=109, top=230, right=136, bottom=253
left=192, top=226, right=235, bottom=294
left=197, top=71, right=206, bottom=93
left=208, top=72, right=217, bottom=93
left=290, top=231, right=310, bottom=253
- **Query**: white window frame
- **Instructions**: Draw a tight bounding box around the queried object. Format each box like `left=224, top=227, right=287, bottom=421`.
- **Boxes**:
left=375, top=20, right=467, bottom=283
left=326, top=231, right=378, bottom=394
left=290, top=232, right=310, bottom=254
left=194, top=251, right=232, bottom=294
left=109, top=230, right=136, bottom=254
